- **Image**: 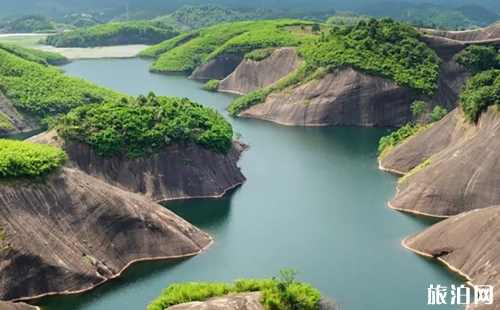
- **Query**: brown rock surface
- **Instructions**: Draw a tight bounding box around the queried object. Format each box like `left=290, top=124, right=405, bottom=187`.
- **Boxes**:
left=421, top=24, right=500, bottom=42
left=379, top=108, right=470, bottom=174
left=239, top=67, right=425, bottom=126
left=189, top=54, right=244, bottom=80
left=386, top=107, right=500, bottom=217
left=166, top=292, right=264, bottom=310
left=0, top=167, right=212, bottom=301
left=403, top=205, right=500, bottom=309
left=28, top=131, right=248, bottom=202
left=0, top=301, right=37, bottom=310
left=218, top=48, right=303, bottom=95
left=0, top=92, right=37, bottom=137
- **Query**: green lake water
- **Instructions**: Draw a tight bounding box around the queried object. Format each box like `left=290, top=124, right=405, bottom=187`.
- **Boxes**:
left=33, top=58, right=464, bottom=310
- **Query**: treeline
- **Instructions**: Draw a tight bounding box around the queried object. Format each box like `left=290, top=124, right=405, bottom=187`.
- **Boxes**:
left=0, top=43, right=68, bottom=66
left=142, top=20, right=319, bottom=74
left=44, top=21, right=180, bottom=47
left=2, top=14, right=56, bottom=33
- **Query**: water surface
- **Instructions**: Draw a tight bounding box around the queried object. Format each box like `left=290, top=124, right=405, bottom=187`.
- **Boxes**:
left=35, top=58, right=463, bottom=310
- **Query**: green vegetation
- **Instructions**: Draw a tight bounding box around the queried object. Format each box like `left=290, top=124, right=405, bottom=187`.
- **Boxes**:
left=3, top=14, right=56, bottom=33
left=53, top=92, right=233, bottom=158
left=429, top=106, right=448, bottom=123
left=400, top=155, right=435, bottom=183
left=0, top=111, right=15, bottom=132
left=326, top=11, right=369, bottom=26
left=147, top=269, right=322, bottom=310
left=453, top=45, right=500, bottom=73
left=358, top=3, right=500, bottom=30
left=204, top=79, right=219, bottom=92
left=43, top=21, right=180, bottom=47
left=0, top=139, right=67, bottom=178
left=245, top=48, right=276, bottom=61
left=459, top=69, right=500, bottom=123
left=229, top=18, right=441, bottom=115
left=0, top=42, right=67, bottom=66
left=0, top=48, right=121, bottom=121
left=410, top=100, right=428, bottom=118
left=144, top=20, right=320, bottom=74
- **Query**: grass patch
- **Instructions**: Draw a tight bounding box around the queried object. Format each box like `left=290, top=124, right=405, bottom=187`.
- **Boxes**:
left=147, top=269, right=321, bottom=310
left=0, top=111, right=15, bottom=131
left=399, top=155, right=435, bottom=183
left=0, top=42, right=68, bottom=66
left=244, top=48, right=276, bottom=61
left=378, top=123, right=432, bottom=159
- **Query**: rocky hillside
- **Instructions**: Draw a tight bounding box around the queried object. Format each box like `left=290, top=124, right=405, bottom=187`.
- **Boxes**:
left=0, top=167, right=212, bottom=301
left=166, top=292, right=264, bottom=310
left=218, top=48, right=303, bottom=95
left=421, top=24, right=500, bottom=42
left=0, top=93, right=37, bottom=136
left=28, top=131, right=248, bottom=202
left=381, top=106, right=500, bottom=217
left=0, top=302, right=37, bottom=310
left=404, top=205, right=500, bottom=309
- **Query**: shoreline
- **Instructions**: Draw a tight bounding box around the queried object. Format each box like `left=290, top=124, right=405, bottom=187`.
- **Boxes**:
left=9, top=238, right=214, bottom=304
left=33, top=44, right=150, bottom=60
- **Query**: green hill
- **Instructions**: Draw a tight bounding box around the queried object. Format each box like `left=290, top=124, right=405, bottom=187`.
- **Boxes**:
left=43, top=21, right=180, bottom=47
left=140, top=20, right=323, bottom=74
left=0, top=43, right=67, bottom=65
left=3, top=14, right=56, bottom=33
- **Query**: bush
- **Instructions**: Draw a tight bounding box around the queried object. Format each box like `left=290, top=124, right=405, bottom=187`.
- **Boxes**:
left=453, top=45, right=500, bottom=72
left=146, top=269, right=322, bottom=310
left=458, top=69, right=500, bottom=122
left=244, top=48, right=276, bottom=61
left=378, top=123, right=428, bottom=156
left=410, top=100, right=428, bottom=118
left=204, top=79, right=220, bottom=91
left=0, top=139, right=67, bottom=178
left=54, top=93, right=233, bottom=158
left=429, top=106, right=448, bottom=122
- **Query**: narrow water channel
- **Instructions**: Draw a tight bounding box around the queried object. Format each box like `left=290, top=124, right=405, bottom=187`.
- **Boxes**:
left=32, top=58, right=464, bottom=310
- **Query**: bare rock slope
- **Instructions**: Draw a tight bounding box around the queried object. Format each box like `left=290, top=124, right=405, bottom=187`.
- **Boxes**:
left=383, top=107, right=500, bottom=217
left=166, top=292, right=264, bottom=310
left=240, top=67, right=424, bottom=126
left=218, top=48, right=303, bottom=95
left=189, top=55, right=243, bottom=80
left=0, top=167, right=212, bottom=301
left=403, top=205, right=500, bottom=310
left=0, top=92, right=37, bottom=137
left=28, top=131, right=248, bottom=202
left=421, top=24, right=500, bottom=42
left=0, top=302, right=37, bottom=310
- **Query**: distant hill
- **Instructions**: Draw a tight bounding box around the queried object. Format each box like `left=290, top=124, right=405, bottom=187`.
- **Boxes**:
left=357, top=2, right=500, bottom=29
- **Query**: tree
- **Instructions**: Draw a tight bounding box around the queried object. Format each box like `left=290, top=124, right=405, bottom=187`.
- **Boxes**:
left=410, top=100, right=429, bottom=118
left=312, top=23, right=320, bottom=32
left=429, top=106, right=448, bottom=122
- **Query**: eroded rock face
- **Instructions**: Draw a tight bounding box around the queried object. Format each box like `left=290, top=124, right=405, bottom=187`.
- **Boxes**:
left=239, top=67, right=424, bottom=126
left=0, top=167, right=212, bottom=301
left=379, top=108, right=470, bottom=174
left=0, top=92, right=37, bottom=137
left=218, top=48, right=303, bottom=95
left=0, top=301, right=37, bottom=310
left=166, top=292, right=264, bottom=310
left=28, top=131, right=248, bottom=202
left=404, top=205, right=500, bottom=310
left=189, top=55, right=244, bottom=80
left=421, top=24, right=500, bottom=42
left=386, top=107, right=500, bottom=217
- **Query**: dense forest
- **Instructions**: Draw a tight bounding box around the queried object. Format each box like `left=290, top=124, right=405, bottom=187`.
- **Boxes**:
left=0, top=48, right=122, bottom=120
left=453, top=45, right=500, bottom=72
left=227, top=18, right=441, bottom=115
left=43, top=21, right=180, bottom=47
left=358, top=3, right=500, bottom=30
left=141, top=20, right=319, bottom=74
left=54, top=93, right=233, bottom=158
left=459, top=69, right=500, bottom=122
left=2, top=14, right=56, bottom=33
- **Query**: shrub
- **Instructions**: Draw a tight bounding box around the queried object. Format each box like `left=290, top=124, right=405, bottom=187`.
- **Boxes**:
left=458, top=69, right=500, bottom=122
left=410, top=100, right=429, bottom=118
left=244, top=48, right=276, bottom=61
left=204, top=79, right=220, bottom=91
left=378, top=123, right=429, bottom=156
left=0, top=139, right=67, bottom=178
left=429, top=106, right=448, bottom=122
left=54, top=93, right=233, bottom=158
left=453, top=45, right=500, bottom=72
left=146, top=269, right=323, bottom=310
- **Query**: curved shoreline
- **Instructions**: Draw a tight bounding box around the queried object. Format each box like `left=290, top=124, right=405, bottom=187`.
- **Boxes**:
left=8, top=238, right=214, bottom=303
left=377, top=161, right=406, bottom=176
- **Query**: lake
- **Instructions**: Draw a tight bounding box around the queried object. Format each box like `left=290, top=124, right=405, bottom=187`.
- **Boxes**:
left=33, top=58, right=463, bottom=310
